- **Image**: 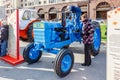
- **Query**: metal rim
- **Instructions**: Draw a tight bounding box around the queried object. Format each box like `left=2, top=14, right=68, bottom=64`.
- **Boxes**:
left=61, top=54, right=72, bottom=72
left=93, top=27, right=101, bottom=51
left=29, top=48, right=39, bottom=60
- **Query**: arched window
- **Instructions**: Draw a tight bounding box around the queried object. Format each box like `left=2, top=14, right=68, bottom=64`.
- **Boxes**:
left=49, top=7, right=57, bottom=20
left=96, top=2, right=111, bottom=9
left=38, top=9, right=45, bottom=20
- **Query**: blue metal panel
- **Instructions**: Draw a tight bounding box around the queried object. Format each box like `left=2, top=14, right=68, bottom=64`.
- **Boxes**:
left=32, top=5, right=83, bottom=54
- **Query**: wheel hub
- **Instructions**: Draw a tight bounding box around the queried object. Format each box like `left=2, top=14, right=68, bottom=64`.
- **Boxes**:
left=29, top=48, right=39, bottom=60
left=61, top=55, right=72, bottom=72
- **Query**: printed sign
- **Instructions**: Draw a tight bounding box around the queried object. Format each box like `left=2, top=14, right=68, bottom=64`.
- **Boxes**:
left=107, top=7, right=120, bottom=80
left=7, top=10, right=19, bottom=58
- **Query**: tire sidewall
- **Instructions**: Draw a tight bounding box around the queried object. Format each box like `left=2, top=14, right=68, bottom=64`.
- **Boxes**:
left=54, top=49, right=74, bottom=77
left=91, top=21, right=101, bottom=56
left=27, top=24, right=34, bottom=41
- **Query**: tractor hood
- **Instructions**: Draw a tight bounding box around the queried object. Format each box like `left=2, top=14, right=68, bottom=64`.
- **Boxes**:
left=33, top=21, right=61, bottom=29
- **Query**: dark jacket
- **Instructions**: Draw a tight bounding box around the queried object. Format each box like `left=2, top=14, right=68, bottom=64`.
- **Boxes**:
left=82, top=19, right=94, bottom=44
left=0, top=25, right=9, bottom=41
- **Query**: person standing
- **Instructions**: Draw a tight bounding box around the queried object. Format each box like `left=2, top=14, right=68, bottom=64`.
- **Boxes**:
left=81, top=13, right=94, bottom=66
left=0, top=25, right=9, bottom=56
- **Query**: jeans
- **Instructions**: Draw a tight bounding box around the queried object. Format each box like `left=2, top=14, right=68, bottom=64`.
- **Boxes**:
left=0, top=40, right=8, bottom=56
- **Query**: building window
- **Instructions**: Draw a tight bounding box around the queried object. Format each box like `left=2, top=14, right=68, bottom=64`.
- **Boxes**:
left=6, top=10, right=9, bottom=14
left=32, top=3, right=34, bottom=5
left=39, top=1, right=41, bottom=4
left=11, top=10, right=12, bottom=13
left=29, top=3, right=31, bottom=6
left=44, top=1, right=46, bottom=4
left=21, top=4, right=23, bottom=7
left=96, top=2, right=111, bottom=8
left=49, top=0, right=55, bottom=3
left=25, top=4, right=27, bottom=6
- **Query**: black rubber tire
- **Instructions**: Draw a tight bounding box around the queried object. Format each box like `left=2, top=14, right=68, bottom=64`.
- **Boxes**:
left=54, top=49, right=74, bottom=77
left=20, top=37, right=28, bottom=41
left=91, top=21, right=101, bottom=56
left=23, top=43, right=42, bottom=64
left=62, top=45, right=69, bottom=49
left=27, top=24, right=34, bottom=42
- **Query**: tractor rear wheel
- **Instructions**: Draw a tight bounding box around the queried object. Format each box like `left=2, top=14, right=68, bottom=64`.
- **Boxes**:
left=27, top=24, right=34, bottom=42
left=91, top=21, right=101, bottom=56
left=20, top=37, right=28, bottom=41
left=62, top=45, right=69, bottom=49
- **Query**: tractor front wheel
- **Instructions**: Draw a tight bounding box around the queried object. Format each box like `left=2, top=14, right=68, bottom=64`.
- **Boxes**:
left=54, top=49, right=74, bottom=77
left=23, top=43, right=42, bottom=64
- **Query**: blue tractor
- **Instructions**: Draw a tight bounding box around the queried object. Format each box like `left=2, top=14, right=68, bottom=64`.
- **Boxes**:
left=23, top=6, right=101, bottom=77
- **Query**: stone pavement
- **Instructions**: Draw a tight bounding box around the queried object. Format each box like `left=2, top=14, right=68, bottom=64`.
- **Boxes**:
left=0, top=41, right=106, bottom=80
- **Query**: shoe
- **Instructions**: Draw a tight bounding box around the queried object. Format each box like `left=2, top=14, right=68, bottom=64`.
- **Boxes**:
left=81, top=63, right=91, bottom=66
left=81, top=63, right=86, bottom=66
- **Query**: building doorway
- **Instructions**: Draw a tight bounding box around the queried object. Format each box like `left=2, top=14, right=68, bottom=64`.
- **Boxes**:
left=96, top=2, right=111, bottom=19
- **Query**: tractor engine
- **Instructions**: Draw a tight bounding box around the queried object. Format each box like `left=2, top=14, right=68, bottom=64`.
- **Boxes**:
left=33, top=21, right=69, bottom=48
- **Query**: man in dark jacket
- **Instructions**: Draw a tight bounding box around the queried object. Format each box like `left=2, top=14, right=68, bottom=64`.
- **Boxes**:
left=0, top=25, right=9, bottom=56
left=81, top=13, right=94, bottom=66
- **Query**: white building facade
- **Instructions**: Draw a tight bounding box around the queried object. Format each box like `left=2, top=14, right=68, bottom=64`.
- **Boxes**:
left=0, top=0, right=119, bottom=19
left=0, top=0, right=88, bottom=16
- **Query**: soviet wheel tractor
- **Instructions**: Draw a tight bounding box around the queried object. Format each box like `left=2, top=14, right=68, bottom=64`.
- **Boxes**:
left=23, top=6, right=101, bottom=77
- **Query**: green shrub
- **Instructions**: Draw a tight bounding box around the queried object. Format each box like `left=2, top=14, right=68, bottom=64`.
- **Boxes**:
left=100, top=23, right=107, bottom=42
